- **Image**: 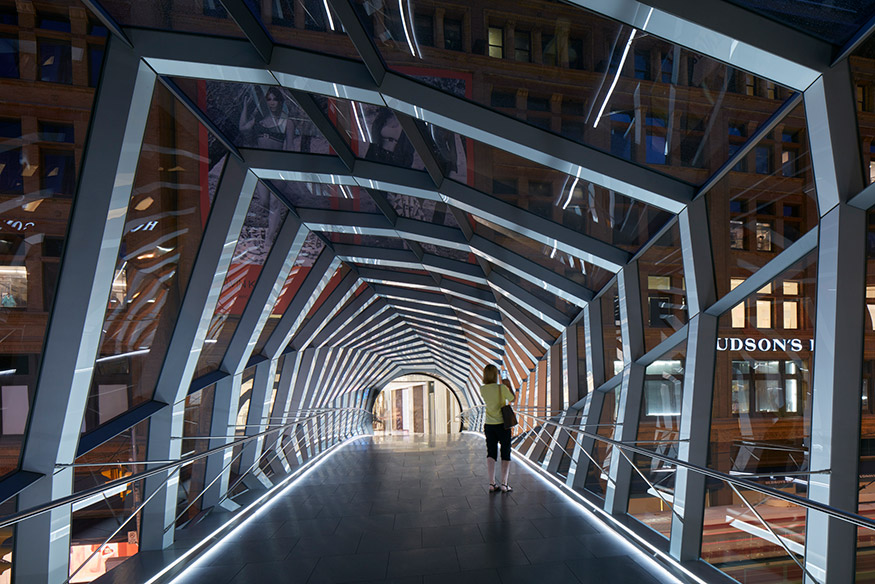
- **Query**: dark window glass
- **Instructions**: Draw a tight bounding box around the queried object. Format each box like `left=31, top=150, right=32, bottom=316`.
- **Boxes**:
left=0, top=10, right=17, bottom=25
left=562, top=99, right=584, bottom=116
left=542, top=33, right=556, bottom=66
left=568, top=37, right=584, bottom=69
left=729, top=144, right=746, bottom=172
left=514, top=30, right=531, bottom=62
left=648, top=296, right=672, bottom=327
left=610, top=112, right=632, bottom=160
left=646, top=132, right=666, bottom=164
left=38, top=17, right=71, bottom=32
left=634, top=50, right=650, bottom=80
left=43, top=237, right=64, bottom=257
left=728, top=122, right=746, bottom=137
left=89, top=22, right=109, bottom=37
left=660, top=52, right=673, bottom=83
left=527, top=95, right=549, bottom=111
left=0, top=148, right=22, bottom=193
left=563, top=121, right=585, bottom=142
left=38, top=122, right=74, bottom=143
left=0, top=118, right=20, bottom=138
left=38, top=40, right=72, bottom=84
left=0, top=36, right=18, bottom=78
left=272, top=0, right=294, bottom=26
left=490, top=90, right=515, bottom=108
left=529, top=181, right=552, bottom=197
left=783, top=130, right=800, bottom=143
left=203, top=0, right=227, bottom=17
left=41, top=150, right=76, bottom=196
left=244, top=0, right=262, bottom=16
left=88, top=45, right=104, bottom=87
left=304, top=0, right=326, bottom=30
left=755, top=146, right=771, bottom=174
left=444, top=18, right=462, bottom=51
left=414, top=14, right=433, bottom=46
left=729, top=200, right=743, bottom=213
left=782, top=149, right=797, bottom=177
left=42, top=262, right=59, bottom=312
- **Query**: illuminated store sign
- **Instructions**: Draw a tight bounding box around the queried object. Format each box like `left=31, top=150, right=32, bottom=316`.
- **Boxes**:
left=716, top=337, right=813, bottom=352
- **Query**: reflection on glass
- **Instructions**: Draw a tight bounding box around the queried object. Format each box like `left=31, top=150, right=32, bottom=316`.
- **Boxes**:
left=252, top=231, right=325, bottom=357
left=707, top=103, right=817, bottom=298
left=101, top=0, right=247, bottom=37
left=177, top=383, right=215, bottom=526
left=194, top=183, right=289, bottom=380
left=726, top=0, right=875, bottom=45
left=860, top=210, right=875, bottom=575
left=601, top=282, right=623, bottom=382
left=268, top=180, right=378, bottom=213
left=325, top=232, right=408, bottom=250
left=427, top=123, right=673, bottom=255
left=354, top=0, right=794, bottom=184
left=584, top=386, right=619, bottom=499
left=638, top=224, right=686, bottom=353
left=628, top=343, right=685, bottom=539
left=0, top=0, right=106, bottom=477
left=171, top=80, right=331, bottom=155
left=705, top=252, right=815, bottom=580
left=85, top=84, right=224, bottom=433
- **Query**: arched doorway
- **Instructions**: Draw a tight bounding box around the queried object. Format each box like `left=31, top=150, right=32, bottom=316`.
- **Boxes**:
left=372, top=373, right=463, bottom=435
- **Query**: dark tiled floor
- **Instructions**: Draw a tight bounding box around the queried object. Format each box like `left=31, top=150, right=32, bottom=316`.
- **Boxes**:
left=172, top=433, right=679, bottom=584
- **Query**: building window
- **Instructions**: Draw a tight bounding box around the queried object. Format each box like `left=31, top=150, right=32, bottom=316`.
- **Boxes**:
left=38, top=39, right=72, bottom=84
left=490, top=90, right=515, bottom=109
left=444, top=18, right=462, bottom=51
left=610, top=112, right=633, bottom=160
left=0, top=118, right=20, bottom=139
left=88, top=45, right=104, bottom=87
left=37, top=15, right=71, bottom=33
left=730, top=220, right=744, bottom=249
left=645, top=113, right=667, bottom=165
left=728, top=144, right=746, bottom=172
left=660, top=51, right=673, bottom=83
left=730, top=278, right=745, bottom=328
left=859, top=84, right=869, bottom=112
left=746, top=77, right=756, bottom=96
left=755, top=146, right=772, bottom=174
left=527, top=95, right=549, bottom=112
left=514, top=30, right=531, bottom=62
left=756, top=299, right=772, bottom=328
left=568, top=37, right=584, bottom=69
left=0, top=148, right=22, bottom=193
left=0, top=36, right=18, bottom=79
left=0, top=9, right=17, bottom=25
left=41, top=150, right=76, bottom=196
left=634, top=50, right=650, bottom=80
left=304, top=0, right=327, bottom=31
left=272, top=0, right=294, bottom=26
left=756, top=221, right=772, bottom=251
left=414, top=13, right=434, bottom=47
left=542, top=33, right=556, bottom=66
left=88, top=21, right=109, bottom=37
left=488, top=26, right=503, bottom=58
left=765, top=81, right=777, bottom=99
left=39, top=122, right=74, bottom=143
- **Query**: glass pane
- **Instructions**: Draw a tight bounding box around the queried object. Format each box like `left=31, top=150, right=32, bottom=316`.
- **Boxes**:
left=316, top=97, right=422, bottom=169
left=485, top=259, right=577, bottom=319
left=601, top=282, right=623, bottom=382
left=638, top=224, right=687, bottom=353
left=705, top=252, right=816, bottom=579
left=861, top=209, right=875, bottom=574
left=472, top=214, right=611, bottom=292
left=628, top=342, right=686, bottom=540
left=851, top=38, right=875, bottom=186
left=85, top=83, right=224, bottom=433
left=255, top=0, right=360, bottom=59
left=352, top=0, right=794, bottom=184
left=171, top=80, right=332, bottom=155
left=0, top=0, right=106, bottom=476
left=325, top=232, right=408, bottom=249
left=194, top=183, right=289, bottom=380
left=422, top=122, right=673, bottom=255
left=385, top=192, right=460, bottom=228
left=268, top=180, right=378, bottom=213
left=707, top=102, right=817, bottom=299
left=177, top=383, right=216, bottom=525
left=584, top=385, right=620, bottom=499
left=101, top=0, right=248, bottom=37
left=421, top=241, right=473, bottom=263
left=252, top=231, right=325, bottom=357
left=726, top=0, right=875, bottom=44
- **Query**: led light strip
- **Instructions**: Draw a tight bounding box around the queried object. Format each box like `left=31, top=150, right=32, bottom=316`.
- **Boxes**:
left=461, top=431, right=707, bottom=584
left=146, top=435, right=364, bottom=584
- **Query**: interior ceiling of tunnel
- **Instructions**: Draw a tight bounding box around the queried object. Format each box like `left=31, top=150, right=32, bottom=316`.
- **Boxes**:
left=46, top=0, right=854, bottom=419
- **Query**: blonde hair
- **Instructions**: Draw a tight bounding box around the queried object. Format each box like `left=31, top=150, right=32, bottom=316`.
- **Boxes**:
left=482, top=364, right=499, bottom=384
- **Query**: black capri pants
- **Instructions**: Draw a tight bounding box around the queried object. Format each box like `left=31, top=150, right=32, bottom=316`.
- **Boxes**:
left=484, top=423, right=512, bottom=461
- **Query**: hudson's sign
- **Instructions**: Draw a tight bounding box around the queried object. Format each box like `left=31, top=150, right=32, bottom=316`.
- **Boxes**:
left=716, top=338, right=813, bottom=352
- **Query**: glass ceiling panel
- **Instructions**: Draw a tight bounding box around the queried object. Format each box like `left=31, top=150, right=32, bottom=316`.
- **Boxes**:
left=423, top=122, right=674, bottom=255
left=325, top=232, right=409, bottom=249
left=705, top=102, right=817, bottom=299
left=353, top=0, right=794, bottom=185
left=253, top=231, right=325, bottom=356
left=726, top=0, right=875, bottom=45
left=486, top=261, right=578, bottom=319
left=171, top=79, right=332, bottom=155
left=194, top=182, right=289, bottom=380
left=101, top=0, right=247, bottom=37
left=268, top=180, right=379, bottom=213
left=85, top=83, right=226, bottom=434
left=421, top=242, right=474, bottom=263
left=296, top=263, right=351, bottom=334
left=850, top=37, right=875, bottom=184
left=385, top=192, right=460, bottom=228
left=249, top=0, right=361, bottom=59
left=472, top=215, right=611, bottom=293
left=315, top=96, right=421, bottom=168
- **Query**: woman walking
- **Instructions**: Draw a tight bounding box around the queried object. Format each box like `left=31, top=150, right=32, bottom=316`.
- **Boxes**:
left=480, top=364, right=516, bottom=493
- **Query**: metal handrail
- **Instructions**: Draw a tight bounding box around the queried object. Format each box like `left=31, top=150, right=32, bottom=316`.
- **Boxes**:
left=0, top=407, right=376, bottom=531
left=464, top=407, right=875, bottom=535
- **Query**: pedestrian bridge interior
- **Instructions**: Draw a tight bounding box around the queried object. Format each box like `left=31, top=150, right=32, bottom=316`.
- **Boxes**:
left=1, top=0, right=875, bottom=582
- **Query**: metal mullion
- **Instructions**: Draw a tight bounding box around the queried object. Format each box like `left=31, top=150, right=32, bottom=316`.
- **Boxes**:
left=319, top=298, right=390, bottom=347
left=236, top=359, right=277, bottom=490
left=488, top=270, right=570, bottom=331
left=266, top=353, right=299, bottom=475
left=496, top=298, right=555, bottom=349
left=289, top=272, right=361, bottom=351
left=310, top=291, right=378, bottom=348
left=288, top=89, right=356, bottom=169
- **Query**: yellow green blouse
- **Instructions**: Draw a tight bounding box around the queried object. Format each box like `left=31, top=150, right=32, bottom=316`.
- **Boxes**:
left=479, top=383, right=515, bottom=425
